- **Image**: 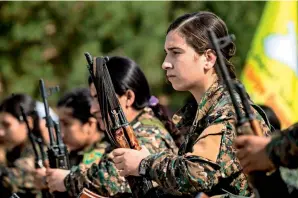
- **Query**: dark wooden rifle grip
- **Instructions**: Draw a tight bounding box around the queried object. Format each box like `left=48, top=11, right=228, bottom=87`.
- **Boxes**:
left=124, top=125, right=141, bottom=150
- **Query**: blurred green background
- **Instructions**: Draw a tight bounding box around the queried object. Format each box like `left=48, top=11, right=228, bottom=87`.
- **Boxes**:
left=0, top=1, right=266, bottom=111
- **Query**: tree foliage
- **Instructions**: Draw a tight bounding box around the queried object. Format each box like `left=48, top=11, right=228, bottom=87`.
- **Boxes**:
left=0, top=1, right=265, bottom=110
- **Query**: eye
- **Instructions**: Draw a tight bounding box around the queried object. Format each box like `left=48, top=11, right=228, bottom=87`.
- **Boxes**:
left=1, top=121, right=10, bottom=128
left=172, top=51, right=181, bottom=55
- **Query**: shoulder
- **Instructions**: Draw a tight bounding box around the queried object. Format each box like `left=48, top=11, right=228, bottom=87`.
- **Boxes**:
left=133, top=108, right=167, bottom=135
left=133, top=108, right=177, bottom=153
left=82, top=141, right=110, bottom=167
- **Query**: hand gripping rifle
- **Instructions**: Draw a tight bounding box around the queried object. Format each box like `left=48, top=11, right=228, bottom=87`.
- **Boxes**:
left=84, top=53, right=159, bottom=198
left=208, top=30, right=291, bottom=198
left=39, top=79, right=70, bottom=197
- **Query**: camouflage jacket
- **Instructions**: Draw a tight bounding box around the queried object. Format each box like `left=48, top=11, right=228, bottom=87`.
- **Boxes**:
left=266, top=123, right=298, bottom=169
left=63, top=138, right=109, bottom=197
left=68, top=138, right=109, bottom=168
left=139, top=81, right=271, bottom=197
left=0, top=141, right=38, bottom=198
left=64, top=107, right=178, bottom=197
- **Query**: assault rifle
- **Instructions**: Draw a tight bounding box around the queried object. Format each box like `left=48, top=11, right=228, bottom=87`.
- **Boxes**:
left=208, top=29, right=291, bottom=198
left=84, top=53, right=158, bottom=198
left=39, top=79, right=69, bottom=197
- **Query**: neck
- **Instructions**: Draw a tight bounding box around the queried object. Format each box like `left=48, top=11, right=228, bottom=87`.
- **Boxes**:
left=127, top=109, right=142, bottom=123
left=190, top=74, right=217, bottom=104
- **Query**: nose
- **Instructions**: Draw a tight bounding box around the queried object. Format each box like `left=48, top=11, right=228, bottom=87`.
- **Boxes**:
left=162, top=61, right=173, bottom=70
left=0, top=128, right=5, bottom=137
left=90, top=99, right=100, bottom=116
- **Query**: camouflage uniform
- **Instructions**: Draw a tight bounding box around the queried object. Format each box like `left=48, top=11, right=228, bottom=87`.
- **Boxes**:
left=59, top=138, right=109, bottom=198
left=138, top=81, right=270, bottom=197
left=0, top=141, right=39, bottom=198
left=64, top=107, right=178, bottom=197
left=68, top=139, right=109, bottom=168
left=266, top=123, right=298, bottom=188
left=266, top=123, right=298, bottom=169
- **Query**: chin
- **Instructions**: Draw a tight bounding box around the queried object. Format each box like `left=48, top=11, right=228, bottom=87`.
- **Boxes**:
left=171, top=83, right=188, bottom=92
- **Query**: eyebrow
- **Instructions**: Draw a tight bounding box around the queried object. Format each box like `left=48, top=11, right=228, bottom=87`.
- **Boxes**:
left=164, top=47, right=183, bottom=52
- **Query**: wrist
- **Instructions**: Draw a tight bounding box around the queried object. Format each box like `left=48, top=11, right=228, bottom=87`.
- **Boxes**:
left=138, top=158, right=148, bottom=177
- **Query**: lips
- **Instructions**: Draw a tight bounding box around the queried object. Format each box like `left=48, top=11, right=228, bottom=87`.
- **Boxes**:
left=166, top=74, right=176, bottom=80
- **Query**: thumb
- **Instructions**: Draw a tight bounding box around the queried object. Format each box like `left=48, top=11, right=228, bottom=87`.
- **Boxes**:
left=112, top=148, right=127, bottom=157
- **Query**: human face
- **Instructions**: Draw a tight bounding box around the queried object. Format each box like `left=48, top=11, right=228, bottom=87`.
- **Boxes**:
left=57, top=107, right=88, bottom=151
left=162, top=30, right=207, bottom=91
left=0, top=112, right=27, bottom=150
left=89, top=83, right=105, bottom=130
left=89, top=83, right=137, bottom=124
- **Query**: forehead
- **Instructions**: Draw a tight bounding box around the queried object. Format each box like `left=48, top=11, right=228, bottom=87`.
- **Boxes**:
left=164, top=30, right=188, bottom=49
left=0, top=112, right=17, bottom=122
left=57, top=107, right=73, bottom=119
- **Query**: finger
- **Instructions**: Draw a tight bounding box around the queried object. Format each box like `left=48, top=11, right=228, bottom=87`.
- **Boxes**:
left=234, top=136, right=250, bottom=148
left=243, top=162, right=254, bottom=174
left=236, top=148, right=248, bottom=160
left=113, top=155, right=124, bottom=164
left=240, top=157, right=252, bottom=172
left=114, top=161, right=125, bottom=171
left=47, top=182, right=54, bottom=192
left=112, top=148, right=127, bottom=157
left=118, top=169, right=127, bottom=177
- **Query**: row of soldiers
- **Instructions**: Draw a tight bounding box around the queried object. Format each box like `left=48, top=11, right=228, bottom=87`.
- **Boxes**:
left=0, top=11, right=297, bottom=198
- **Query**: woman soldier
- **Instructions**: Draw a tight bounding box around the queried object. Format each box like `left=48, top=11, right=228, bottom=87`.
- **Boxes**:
left=0, top=94, right=55, bottom=198
left=112, top=11, right=271, bottom=197
left=46, top=56, right=179, bottom=197
left=36, top=88, right=109, bottom=195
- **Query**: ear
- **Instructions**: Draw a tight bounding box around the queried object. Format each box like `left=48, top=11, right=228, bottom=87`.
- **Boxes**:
left=203, top=49, right=217, bottom=70
left=124, top=89, right=135, bottom=108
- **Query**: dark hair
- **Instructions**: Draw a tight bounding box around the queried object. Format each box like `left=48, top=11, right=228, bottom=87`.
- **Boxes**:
left=57, top=88, right=93, bottom=124
left=258, top=105, right=281, bottom=131
left=167, top=11, right=236, bottom=79
left=88, top=56, right=180, bottom=146
left=0, top=94, right=41, bottom=137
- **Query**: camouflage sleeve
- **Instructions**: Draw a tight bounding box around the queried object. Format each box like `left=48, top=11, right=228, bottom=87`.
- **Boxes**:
left=266, top=123, right=298, bottom=169
left=65, top=154, right=131, bottom=197
left=0, top=157, right=37, bottom=197
left=140, top=150, right=221, bottom=196
left=64, top=125, right=177, bottom=197
left=139, top=106, right=255, bottom=196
